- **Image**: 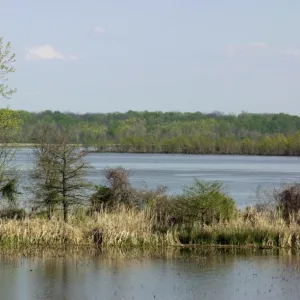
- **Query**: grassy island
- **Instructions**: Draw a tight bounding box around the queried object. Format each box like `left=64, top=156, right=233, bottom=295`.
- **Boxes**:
left=1, top=202, right=300, bottom=250
left=1, top=167, right=300, bottom=250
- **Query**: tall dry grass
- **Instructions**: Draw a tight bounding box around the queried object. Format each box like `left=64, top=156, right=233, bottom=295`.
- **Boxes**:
left=1, top=206, right=300, bottom=249
left=86, top=206, right=175, bottom=247
left=0, top=206, right=176, bottom=248
left=178, top=209, right=300, bottom=248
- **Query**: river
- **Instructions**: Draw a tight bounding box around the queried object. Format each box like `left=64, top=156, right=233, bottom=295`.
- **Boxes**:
left=5, top=150, right=300, bottom=299
left=14, top=149, right=300, bottom=207
left=1, top=249, right=300, bottom=300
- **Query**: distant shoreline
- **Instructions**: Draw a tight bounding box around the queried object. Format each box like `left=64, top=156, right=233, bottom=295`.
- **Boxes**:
left=87, top=146, right=300, bottom=157
left=0, top=143, right=82, bottom=148
left=3, top=143, right=300, bottom=156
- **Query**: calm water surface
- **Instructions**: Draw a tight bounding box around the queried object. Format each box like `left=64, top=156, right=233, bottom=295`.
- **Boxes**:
left=8, top=151, right=300, bottom=299
left=15, top=150, right=300, bottom=207
left=0, top=250, right=300, bottom=300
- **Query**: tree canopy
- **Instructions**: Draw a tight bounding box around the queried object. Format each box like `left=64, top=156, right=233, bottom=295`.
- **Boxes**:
left=3, top=109, right=300, bottom=156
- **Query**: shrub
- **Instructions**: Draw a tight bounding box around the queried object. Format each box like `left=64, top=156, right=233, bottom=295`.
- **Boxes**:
left=103, top=167, right=131, bottom=203
left=176, top=180, right=237, bottom=225
left=278, top=184, right=300, bottom=223
left=90, top=168, right=136, bottom=210
left=90, top=168, right=169, bottom=212
left=132, top=185, right=168, bottom=210
left=152, top=180, right=237, bottom=226
left=90, top=185, right=113, bottom=212
left=103, top=167, right=132, bottom=206
left=0, top=206, right=25, bottom=220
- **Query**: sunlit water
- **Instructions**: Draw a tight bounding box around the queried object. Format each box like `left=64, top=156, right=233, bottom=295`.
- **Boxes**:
left=0, top=249, right=300, bottom=300
left=14, top=149, right=300, bottom=207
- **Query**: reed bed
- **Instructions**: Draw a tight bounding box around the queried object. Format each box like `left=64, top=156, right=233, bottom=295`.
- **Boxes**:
left=1, top=206, right=300, bottom=250
left=0, top=206, right=175, bottom=248
left=0, top=219, right=85, bottom=247
left=85, top=206, right=175, bottom=247
left=178, top=211, right=300, bottom=249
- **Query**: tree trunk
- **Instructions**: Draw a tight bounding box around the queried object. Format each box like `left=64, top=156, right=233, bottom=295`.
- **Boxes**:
left=47, top=205, right=52, bottom=220
left=63, top=200, right=68, bottom=223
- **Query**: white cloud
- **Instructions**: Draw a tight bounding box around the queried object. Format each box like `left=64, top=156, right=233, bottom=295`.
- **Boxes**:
left=248, top=42, right=268, bottom=49
left=25, top=45, right=79, bottom=61
left=224, top=42, right=268, bottom=56
left=68, top=54, right=80, bottom=61
left=285, top=47, right=300, bottom=58
left=93, top=26, right=105, bottom=36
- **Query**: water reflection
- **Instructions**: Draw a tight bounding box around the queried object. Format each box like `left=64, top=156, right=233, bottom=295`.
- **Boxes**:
left=0, top=248, right=300, bottom=300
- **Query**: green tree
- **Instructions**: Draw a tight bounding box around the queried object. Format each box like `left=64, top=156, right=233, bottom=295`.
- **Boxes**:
left=0, top=37, right=16, bottom=99
left=29, top=124, right=60, bottom=219
left=41, top=128, right=92, bottom=223
left=0, top=38, right=19, bottom=206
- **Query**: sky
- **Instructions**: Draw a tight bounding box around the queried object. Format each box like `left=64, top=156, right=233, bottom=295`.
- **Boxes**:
left=1, top=0, right=300, bottom=114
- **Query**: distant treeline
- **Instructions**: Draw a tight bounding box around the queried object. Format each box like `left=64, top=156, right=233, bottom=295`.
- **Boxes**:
left=13, top=109, right=300, bottom=155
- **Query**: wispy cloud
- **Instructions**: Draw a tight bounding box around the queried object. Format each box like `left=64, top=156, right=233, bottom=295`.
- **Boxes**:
left=93, top=26, right=105, bottom=36
left=224, top=42, right=268, bottom=56
left=284, top=47, right=300, bottom=59
left=25, top=45, right=79, bottom=61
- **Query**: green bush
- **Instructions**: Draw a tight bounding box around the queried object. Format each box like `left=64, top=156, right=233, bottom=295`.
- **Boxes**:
left=179, top=180, right=237, bottom=225
left=152, top=180, right=237, bottom=226
left=90, top=185, right=113, bottom=211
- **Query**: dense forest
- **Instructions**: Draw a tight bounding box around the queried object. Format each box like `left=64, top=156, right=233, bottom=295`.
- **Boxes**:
left=13, top=109, right=300, bottom=155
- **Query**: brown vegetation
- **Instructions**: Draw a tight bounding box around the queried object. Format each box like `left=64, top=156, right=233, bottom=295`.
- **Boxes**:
left=0, top=205, right=300, bottom=249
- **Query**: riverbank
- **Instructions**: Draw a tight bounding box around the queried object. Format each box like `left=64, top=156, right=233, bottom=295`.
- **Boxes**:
left=88, top=145, right=298, bottom=156
left=0, top=143, right=82, bottom=148
left=3, top=143, right=300, bottom=156
left=11, top=109, right=300, bottom=158
left=1, top=206, right=300, bottom=250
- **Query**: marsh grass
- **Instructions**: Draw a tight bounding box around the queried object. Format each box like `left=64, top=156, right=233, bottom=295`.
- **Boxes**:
left=0, top=206, right=175, bottom=249
left=177, top=210, right=300, bottom=249
left=1, top=206, right=300, bottom=250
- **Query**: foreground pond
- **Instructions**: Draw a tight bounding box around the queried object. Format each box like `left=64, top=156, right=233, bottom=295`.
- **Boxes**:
left=1, top=249, right=300, bottom=300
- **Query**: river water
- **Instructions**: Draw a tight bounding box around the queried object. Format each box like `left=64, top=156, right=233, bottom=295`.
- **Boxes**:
left=1, top=249, right=300, bottom=300
left=5, top=151, right=300, bottom=299
left=15, top=149, right=300, bottom=207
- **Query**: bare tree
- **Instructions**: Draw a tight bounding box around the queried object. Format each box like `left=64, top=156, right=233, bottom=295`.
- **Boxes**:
left=103, top=167, right=131, bottom=204
left=30, top=125, right=92, bottom=222
left=89, top=168, right=132, bottom=211
left=30, top=124, right=60, bottom=219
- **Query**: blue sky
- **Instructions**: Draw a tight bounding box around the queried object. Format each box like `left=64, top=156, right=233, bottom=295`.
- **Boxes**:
left=1, top=1, right=300, bottom=114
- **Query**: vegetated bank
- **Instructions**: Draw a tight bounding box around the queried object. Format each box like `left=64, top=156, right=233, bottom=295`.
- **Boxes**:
left=13, top=109, right=300, bottom=156
left=1, top=122, right=300, bottom=251
left=2, top=167, right=300, bottom=251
